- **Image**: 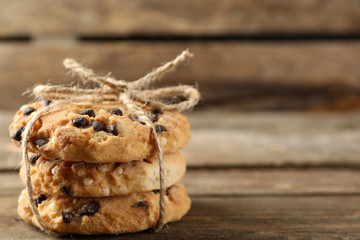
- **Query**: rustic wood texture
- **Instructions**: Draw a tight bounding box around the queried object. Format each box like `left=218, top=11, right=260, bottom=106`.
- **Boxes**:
left=1, top=42, right=360, bottom=110
left=1, top=0, right=360, bottom=238
left=4, top=111, right=360, bottom=170
left=185, top=111, right=360, bottom=167
left=1, top=0, right=360, bottom=36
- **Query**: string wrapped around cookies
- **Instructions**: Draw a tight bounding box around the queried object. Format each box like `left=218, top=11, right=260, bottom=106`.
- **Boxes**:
left=21, top=50, right=200, bottom=235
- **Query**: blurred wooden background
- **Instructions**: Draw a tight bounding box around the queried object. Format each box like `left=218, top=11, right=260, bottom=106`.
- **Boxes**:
left=2, top=1, right=360, bottom=239
left=1, top=0, right=360, bottom=111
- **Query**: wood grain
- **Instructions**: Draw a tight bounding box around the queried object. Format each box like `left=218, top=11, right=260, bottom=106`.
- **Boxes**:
left=1, top=0, right=360, bottom=36
left=185, top=111, right=360, bottom=167
left=1, top=42, right=360, bottom=110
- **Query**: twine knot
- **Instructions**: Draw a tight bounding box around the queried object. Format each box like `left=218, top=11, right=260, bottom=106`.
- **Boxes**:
left=22, top=50, right=200, bottom=236
left=33, top=49, right=200, bottom=114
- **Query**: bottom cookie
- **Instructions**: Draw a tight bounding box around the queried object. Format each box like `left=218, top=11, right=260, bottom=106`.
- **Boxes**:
left=18, top=183, right=190, bottom=235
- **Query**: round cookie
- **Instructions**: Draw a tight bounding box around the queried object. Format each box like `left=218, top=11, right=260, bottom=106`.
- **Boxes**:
left=18, top=183, right=190, bottom=235
left=9, top=101, right=190, bottom=163
left=19, top=152, right=186, bottom=197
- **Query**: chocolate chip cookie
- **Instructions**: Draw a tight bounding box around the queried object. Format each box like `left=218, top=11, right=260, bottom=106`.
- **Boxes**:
left=18, top=183, right=190, bottom=234
left=20, top=152, right=186, bottom=197
left=10, top=101, right=190, bottom=163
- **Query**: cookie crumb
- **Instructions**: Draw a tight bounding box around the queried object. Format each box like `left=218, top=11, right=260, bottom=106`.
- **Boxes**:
left=77, top=169, right=85, bottom=177
left=51, top=166, right=60, bottom=175
left=116, top=167, right=124, bottom=175
left=97, top=164, right=108, bottom=173
left=102, top=188, right=110, bottom=196
left=83, top=178, right=93, bottom=186
left=161, top=137, right=167, bottom=146
left=119, top=185, right=127, bottom=193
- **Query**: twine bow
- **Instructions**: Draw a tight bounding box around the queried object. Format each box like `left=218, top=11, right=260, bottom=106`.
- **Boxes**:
left=22, top=50, right=200, bottom=236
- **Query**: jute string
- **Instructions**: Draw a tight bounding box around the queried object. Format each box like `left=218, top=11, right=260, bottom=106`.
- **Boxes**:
left=21, top=50, right=200, bottom=235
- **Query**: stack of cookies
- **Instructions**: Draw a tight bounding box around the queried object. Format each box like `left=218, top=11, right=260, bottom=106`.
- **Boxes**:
left=9, top=100, right=191, bottom=234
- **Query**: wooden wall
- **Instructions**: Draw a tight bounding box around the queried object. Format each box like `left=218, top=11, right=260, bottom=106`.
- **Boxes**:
left=1, top=0, right=360, bottom=111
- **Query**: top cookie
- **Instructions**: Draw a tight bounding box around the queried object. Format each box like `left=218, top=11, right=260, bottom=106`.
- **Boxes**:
left=9, top=101, right=190, bottom=163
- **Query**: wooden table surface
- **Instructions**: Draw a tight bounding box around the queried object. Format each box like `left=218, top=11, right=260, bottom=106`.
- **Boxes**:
left=2, top=111, right=360, bottom=239
left=1, top=1, right=360, bottom=239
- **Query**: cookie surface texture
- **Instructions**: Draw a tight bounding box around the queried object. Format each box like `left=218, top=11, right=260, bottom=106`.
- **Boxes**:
left=19, top=152, right=186, bottom=197
left=18, top=183, right=190, bottom=235
left=10, top=101, right=190, bottom=163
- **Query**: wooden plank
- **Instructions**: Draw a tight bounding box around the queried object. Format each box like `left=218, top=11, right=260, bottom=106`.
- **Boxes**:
left=1, top=0, right=360, bottom=36
left=185, top=111, right=360, bottom=167
left=5, top=111, right=360, bottom=169
left=2, top=193, right=360, bottom=239
left=1, top=42, right=360, bottom=110
left=185, top=168, right=360, bottom=196
left=4, top=168, right=360, bottom=196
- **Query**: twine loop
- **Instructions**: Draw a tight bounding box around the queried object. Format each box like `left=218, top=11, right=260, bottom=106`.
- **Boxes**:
left=22, top=50, right=200, bottom=235
left=33, top=49, right=199, bottom=113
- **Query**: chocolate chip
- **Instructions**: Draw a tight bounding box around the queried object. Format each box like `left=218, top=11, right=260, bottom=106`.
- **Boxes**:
left=110, top=108, right=123, bottom=116
left=33, top=138, right=49, bottom=148
left=108, top=124, right=118, bottom=136
left=148, top=109, right=163, bottom=123
left=153, top=109, right=163, bottom=115
left=61, top=185, right=72, bottom=196
left=91, top=121, right=107, bottom=132
left=128, top=115, right=146, bottom=125
left=42, top=99, right=52, bottom=107
left=79, top=108, right=95, bottom=118
left=155, top=125, right=167, bottom=133
left=152, top=189, right=170, bottom=195
left=72, top=117, right=90, bottom=128
left=22, top=107, right=36, bottom=116
left=131, top=201, right=149, bottom=210
left=143, top=159, right=151, bottom=164
left=61, top=211, right=75, bottom=223
left=148, top=113, right=159, bottom=123
left=128, top=115, right=139, bottom=121
left=34, top=194, right=47, bottom=206
left=130, top=115, right=147, bottom=125
left=78, top=201, right=100, bottom=216
left=29, top=155, right=41, bottom=165
left=11, top=127, right=24, bottom=141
